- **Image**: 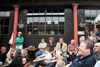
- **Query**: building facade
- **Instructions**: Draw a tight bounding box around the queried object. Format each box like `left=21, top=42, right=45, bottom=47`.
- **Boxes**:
left=0, top=0, right=100, bottom=50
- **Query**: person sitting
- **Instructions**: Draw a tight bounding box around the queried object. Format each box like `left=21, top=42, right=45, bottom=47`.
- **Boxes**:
left=33, top=47, right=52, bottom=67
left=0, top=46, right=7, bottom=66
left=93, top=43, right=100, bottom=61
left=56, top=38, right=67, bottom=65
left=35, top=38, right=47, bottom=58
left=3, top=49, right=23, bottom=67
left=64, top=40, right=96, bottom=67
left=21, top=49, right=28, bottom=65
left=45, top=51, right=63, bottom=67
left=88, top=31, right=94, bottom=43
left=47, top=37, right=56, bottom=55
left=68, top=39, right=77, bottom=62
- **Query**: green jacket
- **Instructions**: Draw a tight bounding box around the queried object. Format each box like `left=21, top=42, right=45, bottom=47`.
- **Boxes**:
left=14, top=37, right=24, bottom=46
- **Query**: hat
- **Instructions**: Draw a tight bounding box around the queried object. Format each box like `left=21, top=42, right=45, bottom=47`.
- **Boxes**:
left=18, top=32, right=22, bottom=34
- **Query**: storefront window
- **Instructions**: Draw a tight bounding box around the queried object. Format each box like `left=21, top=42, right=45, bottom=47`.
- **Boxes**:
left=0, top=11, right=10, bottom=35
left=85, top=9, right=100, bottom=24
left=27, top=9, right=65, bottom=35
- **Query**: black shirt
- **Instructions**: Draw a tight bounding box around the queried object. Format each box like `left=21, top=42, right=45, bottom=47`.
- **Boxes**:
left=69, top=54, right=96, bottom=67
left=47, top=43, right=56, bottom=52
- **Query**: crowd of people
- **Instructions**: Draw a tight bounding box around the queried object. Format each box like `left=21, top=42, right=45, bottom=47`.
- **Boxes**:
left=0, top=28, right=100, bottom=67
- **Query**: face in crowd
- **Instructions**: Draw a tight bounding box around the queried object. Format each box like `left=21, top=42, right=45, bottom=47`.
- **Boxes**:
left=78, top=41, right=92, bottom=57
left=93, top=37, right=98, bottom=43
left=94, top=43, right=100, bottom=52
left=41, top=39, right=45, bottom=43
left=59, top=38, right=64, bottom=44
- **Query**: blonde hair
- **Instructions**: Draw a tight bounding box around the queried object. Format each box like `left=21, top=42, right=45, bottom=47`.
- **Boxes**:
left=21, top=49, right=28, bottom=56
left=71, top=39, right=75, bottom=44
left=1, top=46, right=6, bottom=53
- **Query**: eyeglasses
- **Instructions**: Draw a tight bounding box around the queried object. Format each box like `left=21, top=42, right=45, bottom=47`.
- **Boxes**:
left=95, top=46, right=99, bottom=47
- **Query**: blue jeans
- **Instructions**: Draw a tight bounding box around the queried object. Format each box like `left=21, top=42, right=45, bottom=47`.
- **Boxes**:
left=61, top=53, right=68, bottom=65
left=35, top=51, right=45, bottom=58
left=34, top=60, right=46, bottom=67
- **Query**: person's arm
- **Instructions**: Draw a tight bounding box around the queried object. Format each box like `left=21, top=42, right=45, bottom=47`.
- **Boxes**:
left=56, top=43, right=59, bottom=51
left=17, top=37, right=24, bottom=43
left=14, top=37, right=18, bottom=43
left=38, top=43, right=47, bottom=49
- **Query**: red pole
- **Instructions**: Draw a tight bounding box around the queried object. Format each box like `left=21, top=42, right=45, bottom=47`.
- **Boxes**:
left=12, top=5, right=19, bottom=48
left=72, top=4, right=78, bottom=45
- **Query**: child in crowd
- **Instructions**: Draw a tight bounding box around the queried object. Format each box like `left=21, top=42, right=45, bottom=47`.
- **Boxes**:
left=33, top=47, right=52, bottom=67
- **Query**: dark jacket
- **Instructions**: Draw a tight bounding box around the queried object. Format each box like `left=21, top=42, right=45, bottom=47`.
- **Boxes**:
left=4, top=59, right=23, bottom=67
left=0, top=52, right=7, bottom=64
left=69, top=54, right=96, bottom=67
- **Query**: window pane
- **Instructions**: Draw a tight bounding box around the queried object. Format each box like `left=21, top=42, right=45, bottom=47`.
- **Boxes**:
left=4, top=27, right=9, bottom=34
left=33, top=26, right=38, bottom=34
left=59, top=17, right=65, bottom=22
left=1, top=26, right=3, bottom=34
left=53, top=17, right=58, bottom=22
left=39, top=17, right=45, bottom=22
left=38, top=29, right=45, bottom=35
left=0, top=18, right=4, bottom=25
left=97, top=10, right=100, bottom=15
left=91, top=10, right=96, bottom=20
left=0, top=12, right=4, bottom=16
left=34, top=17, right=39, bottom=22
left=59, top=29, right=64, bottom=34
left=5, top=12, right=10, bottom=16
left=5, top=18, right=9, bottom=25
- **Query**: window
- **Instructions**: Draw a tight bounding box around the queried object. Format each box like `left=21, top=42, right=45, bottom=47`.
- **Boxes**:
left=0, top=11, right=10, bottom=35
left=85, top=10, right=100, bottom=24
left=27, top=9, right=65, bottom=35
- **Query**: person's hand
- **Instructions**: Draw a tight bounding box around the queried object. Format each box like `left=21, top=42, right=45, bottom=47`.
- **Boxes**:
left=33, top=60, right=37, bottom=62
left=6, top=58, right=9, bottom=62
left=60, top=49, right=63, bottom=52
left=46, top=61, right=50, bottom=64
left=93, top=34, right=96, bottom=37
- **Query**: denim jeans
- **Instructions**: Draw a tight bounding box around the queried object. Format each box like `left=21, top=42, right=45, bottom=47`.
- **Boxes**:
left=35, top=51, right=45, bottom=58
left=34, top=60, right=46, bottom=67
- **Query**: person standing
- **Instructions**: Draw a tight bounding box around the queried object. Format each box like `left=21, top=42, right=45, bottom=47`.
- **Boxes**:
left=14, top=32, right=24, bottom=49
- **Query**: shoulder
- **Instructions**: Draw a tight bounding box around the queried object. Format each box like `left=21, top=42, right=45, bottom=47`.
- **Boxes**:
left=63, top=42, right=67, bottom=45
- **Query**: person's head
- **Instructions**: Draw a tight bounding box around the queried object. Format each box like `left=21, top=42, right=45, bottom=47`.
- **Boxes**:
left=18, top=32, right=22, bottom=38
left=90, top=31, right=94, bottom=36
left=96, top=28, right=99, bottom=33
left=21, top=49, right=28, bottom=57
left=79, top=37, right=84, bottom=43
left=1, top=46, right=6, bottom=54
left=49, top=37, right=54, bottom=43
left=78, top=40, right=93, bottom=57
left=45, top=47, right=50, bottom=54
left=71, top=39, right=75, bottom=45
left=28, top=31, right=32, bottom=35
left=59, top=38, right=64, bottom=44
left=93, top=37, right=98, bottom=43
left=41, top=38, right=45, bottom=43
left=94, top=43, right=100, bottom=53
left=14, top=49, right=22, bottom=60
